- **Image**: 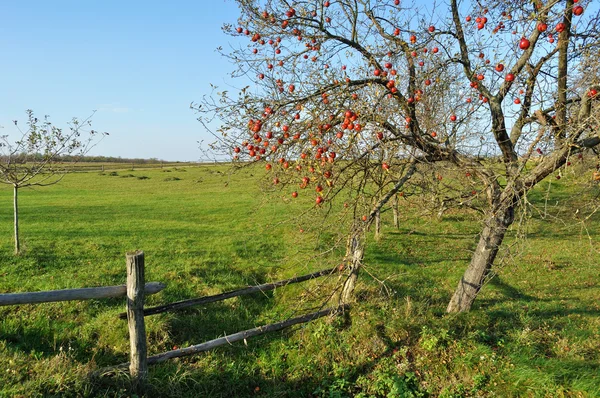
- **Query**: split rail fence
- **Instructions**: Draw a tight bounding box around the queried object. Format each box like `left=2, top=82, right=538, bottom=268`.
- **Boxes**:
left=0, top=250, right=345, bottom=393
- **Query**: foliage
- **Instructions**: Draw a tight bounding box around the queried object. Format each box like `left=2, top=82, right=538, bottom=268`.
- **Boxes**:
left=195, top=0, right=600, bottom=312
left=0, top=110, right=105, bottom=187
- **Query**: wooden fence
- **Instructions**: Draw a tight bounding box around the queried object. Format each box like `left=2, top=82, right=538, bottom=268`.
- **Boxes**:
left=0, top=250, right=344, bottom=394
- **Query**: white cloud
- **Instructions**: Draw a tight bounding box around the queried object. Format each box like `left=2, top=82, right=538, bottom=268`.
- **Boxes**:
left=97, top=104, right=132, bottom=113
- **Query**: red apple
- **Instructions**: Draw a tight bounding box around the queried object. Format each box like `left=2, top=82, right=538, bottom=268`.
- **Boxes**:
left=537, top=22, right=547, bottom=32
left=495, top=63, right=504, bottom=72
left=519, top=38, right=530, bottom=50
left=505, top=73, right=515, bottom=82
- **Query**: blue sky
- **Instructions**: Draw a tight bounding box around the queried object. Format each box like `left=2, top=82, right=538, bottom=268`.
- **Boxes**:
left=0, top=0, right=241, bottom=161
left=2, top=1, right=596, bottom=161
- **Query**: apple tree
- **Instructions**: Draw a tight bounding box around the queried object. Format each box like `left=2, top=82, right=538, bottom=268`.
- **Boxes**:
left=0, top=110, right=106, bottom=254
left=196, top=0, right=600, bottom=312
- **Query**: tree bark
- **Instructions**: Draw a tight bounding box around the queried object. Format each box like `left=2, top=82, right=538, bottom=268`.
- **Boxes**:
left=554, top=0, right=574, bottom=143
left=446, top=198, right=515, bottom=313
left=374, top=210, right=381, bottom=240
left=340, top=230, right=364, bottom=304
left=392, top=195, right=399, bottom=229
left=13, top=185, right=20, bottom=255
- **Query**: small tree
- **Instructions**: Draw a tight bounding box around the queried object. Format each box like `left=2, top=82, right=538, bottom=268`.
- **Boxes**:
left=0, top=110, right=106, bottom=254
left=197, top=0, right=600, bottom=312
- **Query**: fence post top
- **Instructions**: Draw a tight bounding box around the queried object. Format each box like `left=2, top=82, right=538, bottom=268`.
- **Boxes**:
left=126, top=250, right=144, bottom=257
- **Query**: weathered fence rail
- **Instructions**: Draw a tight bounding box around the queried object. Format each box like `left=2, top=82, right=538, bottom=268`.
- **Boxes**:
left=1, top=250, right=345, bottom=394
left=0, top=251, right=153, bottom=392
left=0, top=282, right=165, bottom=306
left=102, top=304, right=347, bottom=374
left=118, top=265, right=338, bottom=319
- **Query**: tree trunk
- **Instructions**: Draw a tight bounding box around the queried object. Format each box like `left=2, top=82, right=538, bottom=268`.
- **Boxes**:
left=13, top=185, right=20, bottom=255
left=446, top=198, right=515, bottom=313
left=374, top=210, right=381, bottom=240
left=340, top=230, right=364, bottom=304
left=392, top=195, right=399, bottom=229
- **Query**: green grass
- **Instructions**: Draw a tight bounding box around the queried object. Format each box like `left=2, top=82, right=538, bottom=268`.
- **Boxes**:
left=0, top=163, right=599, bottom=397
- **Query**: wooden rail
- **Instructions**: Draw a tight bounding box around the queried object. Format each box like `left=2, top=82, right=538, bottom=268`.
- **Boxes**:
left=2, top=250, right=346, bottom=395
left=117, top=266, right=338, bottom=319
left=0, top=251, right=159, bottom=395
left=0, top=282, right=165, bottom=306
left=100, top=304, right=348, bottom=374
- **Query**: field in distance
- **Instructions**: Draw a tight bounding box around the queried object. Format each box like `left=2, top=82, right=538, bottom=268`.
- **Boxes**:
left=0, top=164, right=599, bottom=397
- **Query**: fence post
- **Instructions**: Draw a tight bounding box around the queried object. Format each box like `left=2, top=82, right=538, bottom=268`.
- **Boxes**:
left=126, top=251, right=148, bottom=392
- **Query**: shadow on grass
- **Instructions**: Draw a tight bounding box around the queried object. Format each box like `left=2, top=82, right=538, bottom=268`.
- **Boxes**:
left=0, top=263, right=279, bottom=367
left=487, top=275, right=538, bottom=301
left=88, top=310, right=417, bottom=398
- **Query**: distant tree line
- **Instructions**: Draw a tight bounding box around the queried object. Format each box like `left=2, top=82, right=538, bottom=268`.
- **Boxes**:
left=0, top=153, right=179, bottom=164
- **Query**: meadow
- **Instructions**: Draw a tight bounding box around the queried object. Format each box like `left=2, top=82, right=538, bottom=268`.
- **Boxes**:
left=0, top=163, right=599, bottom=397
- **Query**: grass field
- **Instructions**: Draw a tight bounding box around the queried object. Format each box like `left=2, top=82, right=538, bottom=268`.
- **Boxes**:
left=0, top=164, right=599, bottom=397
